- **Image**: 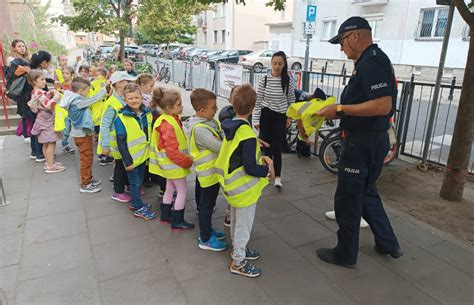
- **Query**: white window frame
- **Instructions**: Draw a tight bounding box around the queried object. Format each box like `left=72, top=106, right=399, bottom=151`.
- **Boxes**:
left=416, top=7, right=449, bottom=41
left=364, top=13, right=383, bottom=42
left=220, top=3, right=225, bottom=17
left=320, top=18, right=337, bottom=41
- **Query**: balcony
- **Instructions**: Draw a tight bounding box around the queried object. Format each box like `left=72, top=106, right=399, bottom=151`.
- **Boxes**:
left=351, top=0, right=388, bottom=6
left=197, top=18, right=207, bottom=28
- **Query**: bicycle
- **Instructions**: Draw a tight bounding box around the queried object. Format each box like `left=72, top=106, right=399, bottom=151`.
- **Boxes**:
left=319, top=118, right=398, bottom=175
left=156, top=60, right=171, bottom=84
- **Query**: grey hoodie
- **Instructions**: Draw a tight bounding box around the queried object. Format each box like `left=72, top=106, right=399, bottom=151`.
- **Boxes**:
left=184, top=116, right=223, bottom=154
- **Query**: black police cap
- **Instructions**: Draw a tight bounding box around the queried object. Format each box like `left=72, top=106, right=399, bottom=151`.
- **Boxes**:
left=328, top=16, right=372, bottom=44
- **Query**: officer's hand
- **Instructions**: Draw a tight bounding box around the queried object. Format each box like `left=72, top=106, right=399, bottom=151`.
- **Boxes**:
left=102, top=148, right=110, bottom=156
left=254, top=124, right=260, bottom=132
left=258, top=138, right=270, bottom=148
left=125, top=164, right=134, bottom=171
left=316, top=105, right=337, bottom=119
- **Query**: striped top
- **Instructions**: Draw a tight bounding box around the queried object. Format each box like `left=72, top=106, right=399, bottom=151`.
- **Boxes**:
left=253, top=74, right=295, bottom=124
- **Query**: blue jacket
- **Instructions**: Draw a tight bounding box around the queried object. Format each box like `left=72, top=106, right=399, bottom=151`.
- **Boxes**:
left=114, top=104, right=150, bottom=167
left=60, top=89, right=107, bottom=136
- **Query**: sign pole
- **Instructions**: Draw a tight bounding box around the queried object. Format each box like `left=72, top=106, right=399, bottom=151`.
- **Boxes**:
left=303, top=3, right=317, bottom=92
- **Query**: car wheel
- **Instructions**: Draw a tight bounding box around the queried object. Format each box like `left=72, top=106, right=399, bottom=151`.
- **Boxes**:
left=291, top=62, right=302, bottom=70
left=253, top=63, right=264, bottom=73
left=192, top=55, right=199, bottom=63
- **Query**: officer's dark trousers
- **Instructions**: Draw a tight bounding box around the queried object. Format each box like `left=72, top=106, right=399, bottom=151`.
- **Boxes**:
left=334, top=131, right=400, bottom=265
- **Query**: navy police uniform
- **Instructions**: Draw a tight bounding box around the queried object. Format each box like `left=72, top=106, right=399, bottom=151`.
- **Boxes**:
left=328, top=17, right=401, bottom=266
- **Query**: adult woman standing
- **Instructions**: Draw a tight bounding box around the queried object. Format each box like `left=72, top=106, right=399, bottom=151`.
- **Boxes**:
left=7, top=39, right=30, bottom=66
left=253, top=51, right=295, bottom=188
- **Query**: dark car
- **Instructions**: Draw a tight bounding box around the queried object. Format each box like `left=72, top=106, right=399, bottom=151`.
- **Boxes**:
left=185, top=48, right=207, bottom=62
left=208, top=50, right=253, bottom=69
left=200, top=50, right=224, bottom=62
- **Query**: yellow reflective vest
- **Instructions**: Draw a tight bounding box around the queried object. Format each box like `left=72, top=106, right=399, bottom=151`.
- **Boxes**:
left=89, top=77, right=107, bottom=126
left=215, top=122, right=269, bottom=208
left=53, top=92, right=67, bottom=132
left=116, top=111, right=153, bottom=167
left=97, top=95, right=123, bottom=159
left=149, top=114, right=191, bottom=179
left=286, top=96, right=337, bottom=137
left=190, top=120, right=222, bottom=188
left=54, top=68, right=64, bottom=84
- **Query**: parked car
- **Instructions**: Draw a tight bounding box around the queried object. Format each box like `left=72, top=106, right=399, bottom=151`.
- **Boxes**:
left=185, top=48, right=207, bottom=62
left=200, top=50, right=224, bottom=62
left=177, top=46, right=196, bottom=60
left=238, top=49, right=303, bottom=72
left=112, top=45, right=145, bottom=61
left=208, top=50, right=253, bottom=69
left=96, top=45, right=113, bottom=59
left=141, top=44, right=156, bottom=55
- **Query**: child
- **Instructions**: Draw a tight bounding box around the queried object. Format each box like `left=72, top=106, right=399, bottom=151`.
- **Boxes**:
left=60, top=66, right=76, bottom=154
left=136, top=73, right=154, bottom=107
left=90, top=66, right=99, bottom=79
left=54, top=55, right=68, bottom=85
left=27, top=69, right=65, bottom=174
left=78, top=65, right=90, bottom=80
left=186, top=88, right=227, bottom=251
left=60, top=77, right=107, bottom=193
left=114, top=83, right=157, bottom=220
left=107, top=65, right=117, bottom=79
left=149, top=87, right=194, bottom=230
left=99, top=71, right=136, bottom=203
left=123, top=59, right=137, bottom=77
left=215, top=84, right=274, bottom=278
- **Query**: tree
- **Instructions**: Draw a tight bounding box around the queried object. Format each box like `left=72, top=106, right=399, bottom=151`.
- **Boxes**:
left=177, top=0, right=285, bottom=10
left=439, top=0, right=474, bottom=201
left=53, top=0, right=135, bottom=61
left=137, top=0, right=205, bottom=46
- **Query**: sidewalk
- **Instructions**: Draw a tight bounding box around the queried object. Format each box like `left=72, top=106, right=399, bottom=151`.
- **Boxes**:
left=1, top=134, right=473, bottom=305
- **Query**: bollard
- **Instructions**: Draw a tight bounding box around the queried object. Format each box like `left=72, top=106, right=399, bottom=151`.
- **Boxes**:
left=0, top=177, right=9, bottom=206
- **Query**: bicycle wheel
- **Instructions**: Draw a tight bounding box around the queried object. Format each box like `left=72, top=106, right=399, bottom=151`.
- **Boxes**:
left=319, top=133, right=342, bottom=175
left=318, top=127, right=342, bottom=156
left=286, top=120, right=299, bottom=147
left=164, top=68, right=171, bottom=83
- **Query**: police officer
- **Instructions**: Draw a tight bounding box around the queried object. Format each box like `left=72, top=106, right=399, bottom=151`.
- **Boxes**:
left=315, top=17, right=402, bottom=268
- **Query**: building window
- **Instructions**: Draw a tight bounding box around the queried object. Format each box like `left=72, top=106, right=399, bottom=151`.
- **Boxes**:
left=416, top=7, right=449, bottom=40
left=220, top=4, right=225, bottom=17
left=203, top=31, right=207, bottom=43
left=221, top=30, right=226, bottom=43
left=214, top=30, right=218, bottom=43
left=321, top=19, right=337, bottom=41
left=365, top=16, right=383, bottom=41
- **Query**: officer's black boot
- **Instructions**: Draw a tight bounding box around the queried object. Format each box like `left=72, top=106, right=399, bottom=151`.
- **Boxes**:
left=160, top=203, right=172, bottom=224
left=171, top=209, right=195, bottom=230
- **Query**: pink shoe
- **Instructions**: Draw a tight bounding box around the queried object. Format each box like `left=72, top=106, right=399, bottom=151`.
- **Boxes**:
left=43, top=162, right=63, bottom=170
left=111, top=192, right=132, bottom=203
left=45, top=164, right=66, bottom=174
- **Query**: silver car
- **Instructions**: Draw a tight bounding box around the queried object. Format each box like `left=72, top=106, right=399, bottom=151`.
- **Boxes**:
left=238, top=49, right=303, bottom=72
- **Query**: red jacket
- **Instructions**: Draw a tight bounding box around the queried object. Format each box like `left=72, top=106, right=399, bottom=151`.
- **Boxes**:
left=156, top=114, right=193, bottom=169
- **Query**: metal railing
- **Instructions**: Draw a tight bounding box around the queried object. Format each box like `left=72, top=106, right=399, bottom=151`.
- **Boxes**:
left=156, top=57, right=472, bottom=173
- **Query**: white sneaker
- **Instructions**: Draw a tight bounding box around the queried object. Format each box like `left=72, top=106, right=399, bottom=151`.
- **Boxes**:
left=24, top=137, right=31, bottom=144
left=274, top=177, right=282, bottom=188
left=325, top=210, right=370, bottom=228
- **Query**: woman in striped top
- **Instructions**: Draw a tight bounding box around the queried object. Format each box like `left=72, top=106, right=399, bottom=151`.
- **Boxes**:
left=253, top=51, right=295, bottom=188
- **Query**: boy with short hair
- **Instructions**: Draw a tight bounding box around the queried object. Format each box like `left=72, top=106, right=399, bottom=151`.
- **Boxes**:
left=114, top=83, right=157, bottom=220
left=60, top=77, right=107, bottom=193
left=99, top=71, right=137, bottom=202
left=186, top=88, right=227, bottom=251
left=215, top=84, right=274, bottom=278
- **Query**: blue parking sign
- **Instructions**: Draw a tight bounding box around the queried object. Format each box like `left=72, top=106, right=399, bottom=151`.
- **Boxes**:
left=306, top=5, right=317, bottom=22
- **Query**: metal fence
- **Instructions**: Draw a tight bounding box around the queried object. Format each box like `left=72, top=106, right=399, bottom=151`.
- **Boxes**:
left=155, top=58, right=472, bottom=173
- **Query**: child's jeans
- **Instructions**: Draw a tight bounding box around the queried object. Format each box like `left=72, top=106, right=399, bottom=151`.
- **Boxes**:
left=61, top=117, right=72, bottom=147
left=126, top=162, right=146, bottom=209
left=113, top=160, right=129, bottom=193
left=197, top=181, right=220, bottom=242
left=73, top=135, right=93, bottom=186
left=230, top=204, right=257, bottom=265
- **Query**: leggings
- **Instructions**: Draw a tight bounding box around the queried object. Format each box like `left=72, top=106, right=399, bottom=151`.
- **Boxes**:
left=163, top=178, right=187, bottom=210
left=259, top=107, right=286, bottom=176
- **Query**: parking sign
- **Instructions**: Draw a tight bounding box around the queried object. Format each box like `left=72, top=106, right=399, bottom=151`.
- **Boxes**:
left=305, top=5, right=317, bottom=34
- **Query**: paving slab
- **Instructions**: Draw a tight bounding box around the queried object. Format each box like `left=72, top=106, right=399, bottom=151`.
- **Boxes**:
left=0, top=210, right=26, bottom=237
left=0, top=233, right=22, bottom=268
left=0, top=264, right=18, bottom=303
left=255, top=194, right=300, bottom=222
left=26, top=192, right=82, bottom=219
left=80, top=194, right=128, bottom=220
left=424, top=240, right=474, bottom=277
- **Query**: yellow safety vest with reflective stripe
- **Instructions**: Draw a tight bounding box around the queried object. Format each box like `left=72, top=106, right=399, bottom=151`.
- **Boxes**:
left=149, top=114, right=191, bottom=179
left=55, top=68, right=64, bottom=84
left=215, top=122, right=268, bottom=208
left=190, top=120, right=222, bottom=188
left=116, top=112, right=152, bottom=167
left=97, top=95, right=123, bottom=159
left=89, top=77, right=107, bottom=126
left=53, top=92, right=67, bottom=132
left=286, top=96, right=337, bottom=138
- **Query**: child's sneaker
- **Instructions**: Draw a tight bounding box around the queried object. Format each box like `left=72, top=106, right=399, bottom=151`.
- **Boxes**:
left=111, top=192, right=131, bottom=203
left=100, top=156, right=114, bottom=166
left=128, top=203, right=152, bottom=211
left=231, top=248, right=260, bottom=260
left=62, top=145, right=75, bottom=154
left=109, top=175, right=114, bottom=182
left=90, top=178, right=102, bottom=187
left=133, top=207, right=157, bottom=220
left=198, top=235, right=228, bottom=251
left=230, top=260, right=261, bottom=278
left=29, top=154, right=36, bottom=160
left=80, top=182, right=102, bottom=193
left=45, top=164, right=66, bottom=174
left=212, top=229, right=226, bottom=241
left=223, top=215, right=231, bottom=227
left=35, top=156, right=45, bottom=162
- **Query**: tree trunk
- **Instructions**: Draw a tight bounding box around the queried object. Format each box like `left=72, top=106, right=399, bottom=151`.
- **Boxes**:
left=440, top=33, right=474, bottom=201
left=119, top=29, right=125, bottom=62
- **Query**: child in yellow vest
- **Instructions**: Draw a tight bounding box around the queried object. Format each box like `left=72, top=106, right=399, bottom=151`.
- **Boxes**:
left=215, top=84, right=274, bottom=278
left=149, top=88, right=194, bottom=230
left=59, top=66, right=76, bottom=154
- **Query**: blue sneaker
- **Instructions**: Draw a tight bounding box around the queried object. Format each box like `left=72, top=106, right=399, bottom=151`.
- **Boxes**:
left=129, top=203, right=152, bottom=211
left=212, top=229, right=226, bottom=241
left=133, top=207, right=157, bottom=220
left=198, top=235, right=228, bottom=252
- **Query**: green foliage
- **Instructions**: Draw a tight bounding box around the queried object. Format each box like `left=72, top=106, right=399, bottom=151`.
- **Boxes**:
left=177, top=0, right=284, bottom=11
left=137, top=0, right=206, bottom=45
left=469, top=0, right=474, bottom=8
